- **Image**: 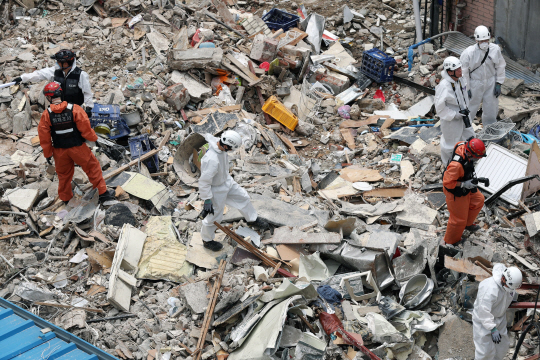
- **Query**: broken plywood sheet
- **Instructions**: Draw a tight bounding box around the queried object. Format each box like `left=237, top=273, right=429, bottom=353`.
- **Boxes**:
left=340, top=166, right=382, bottom=182
left=318, top=176, right=358, bottom=200
left=136, top=216, right=193, bottom=282
left=444, top=256, right=491, bottom=281
left=120, top=224, right=147, bottom=271
left=522, top=141, right=540, bottom=200
left=262, top=226, right=341, bottom=245
left=186, top=232, right=231, bottom=269
left=475, top=143, right=528, bottom=206
left=5, top=188, right=38, bottom=212
left=121, top=172, right=166, bottom=200
left=222, top=193, right=324, bottom=227
left=363, top=187, right=407, bottom=198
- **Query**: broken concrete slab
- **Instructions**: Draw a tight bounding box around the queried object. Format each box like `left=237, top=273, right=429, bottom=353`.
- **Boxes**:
left=168, top=48, right=224, bottom=71
left=395, top=200, right=437, bottom=230
left=5, top=188, right=39, bottom=212
left=186, top=232, right=231, bottom=269
left=437, top=314, right=475, bottom=359
left=262, top=226, right=341, bottom=245
left=179, top=281, right=209, bottom=314
left=223, top=193, right=326, bottom=227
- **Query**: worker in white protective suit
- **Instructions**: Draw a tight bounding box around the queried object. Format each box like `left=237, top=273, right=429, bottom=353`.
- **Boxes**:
left=435, top=56, right=476, bottom=165
left=460, top=25, right=506, bottom=127
left=472, top=264, right=522, bottom=360
left=199, top=130, right=269, bottom=251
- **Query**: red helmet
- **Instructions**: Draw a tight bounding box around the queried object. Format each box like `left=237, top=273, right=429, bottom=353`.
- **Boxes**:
left=43, top=82, right=63, bottom=98
left=466, top=138, right=486, bottom=159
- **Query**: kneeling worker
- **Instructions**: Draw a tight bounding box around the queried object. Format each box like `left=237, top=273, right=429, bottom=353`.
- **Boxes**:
left=473, top=264, right=522, bottom=360
left=442, top=138, right=487, bottom=244
left=38, top=82, right=114, bottom=204
left=199, top=130, right=268, bottom=251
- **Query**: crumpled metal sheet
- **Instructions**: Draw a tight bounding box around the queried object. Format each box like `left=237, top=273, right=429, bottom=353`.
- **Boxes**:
left=313, top=242, right=399, bottom=290
left=136, top=216, right=193, bottom=282
left=64, top=188, right=98, bottom=224
left=399, top=274, right=434, bottom=309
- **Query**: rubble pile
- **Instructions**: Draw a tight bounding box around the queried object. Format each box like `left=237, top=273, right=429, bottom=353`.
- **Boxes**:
left=1, top=0, right=540, bottom=359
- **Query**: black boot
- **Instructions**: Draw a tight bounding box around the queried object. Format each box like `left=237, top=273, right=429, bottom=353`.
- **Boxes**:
left=98, top=189, right=115, bottom=203
left=465, top=224, right=481, bottom=232
left=248, top=217, right=270, bottom=231
left=203, top=240, right=223, bottom=252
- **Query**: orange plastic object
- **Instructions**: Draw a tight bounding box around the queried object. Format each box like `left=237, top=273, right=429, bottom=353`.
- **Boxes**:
left=262, top=96, right=298, bottom=131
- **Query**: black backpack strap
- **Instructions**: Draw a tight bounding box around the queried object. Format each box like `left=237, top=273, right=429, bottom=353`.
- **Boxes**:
left=469, top=47, right=490, bottom=76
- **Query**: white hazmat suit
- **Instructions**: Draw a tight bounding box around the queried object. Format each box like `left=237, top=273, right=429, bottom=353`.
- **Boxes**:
left=461, top=43, right=506, bottom=126
left=20, top=60, right=94, bottom=108
left=472, top=263, right=515, bottom=360
left=435, top=70, right=475, bottom=165
left=199, top=133, right=257, bottom=242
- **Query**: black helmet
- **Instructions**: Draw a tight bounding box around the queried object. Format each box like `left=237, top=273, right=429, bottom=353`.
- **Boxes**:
left=51, top=49, right=75, bottom=66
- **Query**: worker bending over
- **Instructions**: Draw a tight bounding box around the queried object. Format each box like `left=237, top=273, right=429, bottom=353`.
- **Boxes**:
left=435, top=56, right=476, bottom=164
left=442, top=138, right=487, bottom=244
left=473, top=264, right=522, bottom=360
left=199, top=130, right=268, bottom=251
left=38, top=82, right=114, bottom=204
left=14, top=49, right=94, bottom=118
left=461, top=25, right=506, bottom=127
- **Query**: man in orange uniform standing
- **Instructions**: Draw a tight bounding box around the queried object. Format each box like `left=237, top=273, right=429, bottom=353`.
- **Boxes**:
left=443, top=138, right=487, bottom=244
left=38, top=81, right=114, bottom=203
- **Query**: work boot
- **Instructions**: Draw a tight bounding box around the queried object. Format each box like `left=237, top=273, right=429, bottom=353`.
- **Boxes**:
left=98, top=189, right=115, bottom=203
left=248, top=218, right=271, bottom=232
left=465, top=224, right=481, bottom=232
left=203, top=240, right=223, bottom=252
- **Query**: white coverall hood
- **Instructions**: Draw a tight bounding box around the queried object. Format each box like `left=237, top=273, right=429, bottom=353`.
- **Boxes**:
left=435, top=70, right=475, bottom=165
left=460, top=42, right=506, bottom=126
left=472, top=263, right=515, bottom=360
left=199, top=133, right=257, bottom=242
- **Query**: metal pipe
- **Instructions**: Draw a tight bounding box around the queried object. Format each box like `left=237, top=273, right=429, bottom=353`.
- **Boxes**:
left=413, top=0, right=424, bottom=54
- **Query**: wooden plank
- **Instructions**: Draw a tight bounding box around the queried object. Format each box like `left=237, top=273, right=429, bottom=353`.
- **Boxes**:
left=107, top=230, right=132, bottom=312
left=221, top=60, right=260, bottom=87
left=507, top=250, right=539, bottom=271
left=0, top=231, right=31, bottom=241
left=275, top=132, right=298, bottom=155
left=363, top=187, right=407, bottom=198
left=34, top=302, right=105, bottom=314
left=247, top=60, right=272, bottom=125
left=225, top=54, right=260, bottom=82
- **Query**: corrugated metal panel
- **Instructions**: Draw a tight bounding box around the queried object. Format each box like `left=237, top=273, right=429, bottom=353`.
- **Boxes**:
left=475, top=143, right=528, bottom=205
left=0, top=298, right=117, bottom=360
left=443, top=33, right=540, bottom=85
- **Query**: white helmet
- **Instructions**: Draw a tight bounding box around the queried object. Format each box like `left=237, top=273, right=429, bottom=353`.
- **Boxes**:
left=503, top=267, right=522, bottom=290
left=443, top=56, right=462, bottom=71
left=220, top=130, right=242, bottom=150
left=474, top=26, right=490, bottom=41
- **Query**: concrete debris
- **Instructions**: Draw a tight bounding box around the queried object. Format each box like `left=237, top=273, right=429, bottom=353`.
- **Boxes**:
left=1, top=0, right=540, bottom=358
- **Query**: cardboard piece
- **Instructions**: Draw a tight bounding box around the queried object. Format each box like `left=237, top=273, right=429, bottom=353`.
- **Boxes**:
left=340, top=167, right=382, bottom=182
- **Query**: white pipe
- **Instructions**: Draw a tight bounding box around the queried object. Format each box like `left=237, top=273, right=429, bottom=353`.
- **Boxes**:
left=412, top=0, right=423, bottom=55
left=0, top=82, right=16, bottom=89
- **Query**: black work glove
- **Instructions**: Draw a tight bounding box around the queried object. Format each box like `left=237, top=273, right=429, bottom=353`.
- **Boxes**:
left=85, top=107, right=93, bottom=119
left=13, top=77, right=22, bottom=85
left=468, top=89, right=472, bottom=99
left=46, top=156, right=52, bottom=165
left=203, top=199, right=214, bottom=215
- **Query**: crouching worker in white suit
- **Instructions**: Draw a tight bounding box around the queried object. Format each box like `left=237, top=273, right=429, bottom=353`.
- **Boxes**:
left=199, top=130, right=269, bottom=251
left=472, top=264, right=522, bottom=360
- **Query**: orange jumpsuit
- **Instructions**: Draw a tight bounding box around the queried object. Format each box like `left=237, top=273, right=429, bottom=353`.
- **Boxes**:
left=38, top=102, right=107, bottom=202
left=443, top=144, right=485, bottom=244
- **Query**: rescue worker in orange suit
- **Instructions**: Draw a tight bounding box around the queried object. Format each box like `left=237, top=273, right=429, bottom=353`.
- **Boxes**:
left=443, top=138, right=487, bottom=244
left=38, top=81, right=114, bottom=204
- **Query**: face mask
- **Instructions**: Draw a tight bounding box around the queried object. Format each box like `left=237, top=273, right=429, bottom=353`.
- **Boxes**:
left=479, top=42, right=489, bottom=51
left=54, top=63, right=61, bottom=70
left=503, top=285, right=514, bottom=293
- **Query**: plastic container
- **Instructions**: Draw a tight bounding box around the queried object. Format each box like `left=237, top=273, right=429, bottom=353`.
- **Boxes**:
left=90, top=104, right=130, bottom=139
left=360, top=48, right=397, bottom=83
left=128, top=134, right=159, bottom=173
left=262, top=8, right=300, bottom=31
left=262, top=95, right=298, bottom=131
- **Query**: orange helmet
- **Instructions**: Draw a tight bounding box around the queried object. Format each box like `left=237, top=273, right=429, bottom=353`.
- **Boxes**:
left=466, top=138, right=486, bottom=159
left=43, top=81, right=63, bottom=98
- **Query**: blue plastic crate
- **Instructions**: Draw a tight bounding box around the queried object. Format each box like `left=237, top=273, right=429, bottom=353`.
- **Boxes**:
left=90, top=104, right=130, bottom=139
left=360, top=48, right=397, bottom=83
left=262, top=8, right=300, bottom=31
left=128, top=134, right=159, bottom=173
